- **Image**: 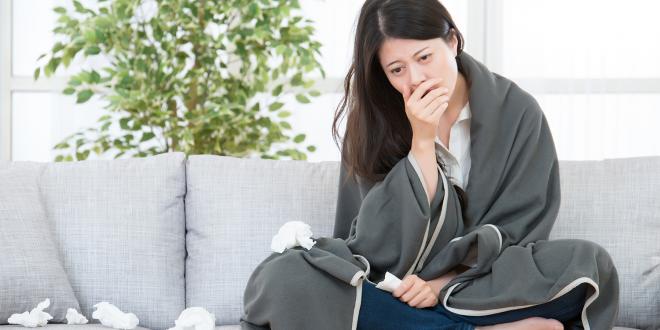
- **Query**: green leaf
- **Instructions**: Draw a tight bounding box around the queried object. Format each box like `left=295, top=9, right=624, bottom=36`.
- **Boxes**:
left=293, top=134, right=305, bottom=143
left=33, top=68, right=41, bottom=81
left=90, top=70, right=101, bottom=83
left=76, top=150, right=90, bottom=160
left=76, top=89, right=94, bottom=103
left=309, top=90, right=321, bottom=97
left=268, top=102, right=284, bottom=111
left=85, top=46, right=101, bottom=56
left=272, top=84, right=283, bottom=96
left=53, top=6, right=67, bottom=14
left=63, top=87, right=76, bottom=95
left=291, top=72, right=303, bottom=86
left=295, top=94, right=310, bottom=104
left=277, top=111, right=291, bottom=118
left=140, top=132, right=155, bottom=142
left=248, top=3, right=260, bottom=18
left=84, top=29, right=97, bottom=43
left=119, top=118, right=130, bottom=130
left=307, top=145, right=316, bottom=152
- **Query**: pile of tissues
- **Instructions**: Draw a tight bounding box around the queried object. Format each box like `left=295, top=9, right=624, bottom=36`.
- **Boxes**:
left=7, top=299, right=53, bottom=327
left=7, top=299, right=134, bottom=329
left=270, top=220, right=317, bottom=253
left=8, top=299, right=217, bottom=330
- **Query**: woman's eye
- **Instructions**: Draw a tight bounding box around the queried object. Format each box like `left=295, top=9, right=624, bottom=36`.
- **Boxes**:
left=391, top=67, right=402, bottom=74
left=420, top=54, right=431, bottom=61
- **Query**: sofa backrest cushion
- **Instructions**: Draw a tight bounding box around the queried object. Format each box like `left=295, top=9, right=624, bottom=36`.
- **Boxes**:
left=0, top=162, right=81, bottom=323
left=551, top=157, right=660, bottom=329
left=184, top=155, right=340, bottom=325
left=39, top=152, right=187, bottom=330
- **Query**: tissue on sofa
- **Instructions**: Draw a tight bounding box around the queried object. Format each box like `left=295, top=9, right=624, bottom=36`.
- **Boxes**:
left=7, top=298, right=53, bottom=328
left=167, top=307, right=216, bottom=330
left=66, top=308, right=88, bottom=325
left=270, top=221, right=317, bottom=253
left=92, top=302, right=139, bottom=329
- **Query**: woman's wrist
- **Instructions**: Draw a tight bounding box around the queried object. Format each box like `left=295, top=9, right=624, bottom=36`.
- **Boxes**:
left=427, top=270, right=459, bottom=297
left=411, top=136, right=435, bottom=154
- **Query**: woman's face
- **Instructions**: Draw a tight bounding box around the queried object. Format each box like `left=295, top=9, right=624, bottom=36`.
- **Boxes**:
left=377, top=35, right=459, bottom=100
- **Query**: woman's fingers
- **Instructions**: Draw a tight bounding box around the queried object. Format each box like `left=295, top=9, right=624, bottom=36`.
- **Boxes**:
left=419, top=87, right=449, bottom=109
left=422, top=96, right=450, bottom=119
left=408, top=78, right=443, bottom=104
left=407, top=286, right=435, bottom=307
left=400, top=278, right=425, bottom=303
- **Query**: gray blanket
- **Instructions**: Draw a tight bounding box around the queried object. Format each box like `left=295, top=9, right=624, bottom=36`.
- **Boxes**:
left=241, top=52, right=619, bottom=330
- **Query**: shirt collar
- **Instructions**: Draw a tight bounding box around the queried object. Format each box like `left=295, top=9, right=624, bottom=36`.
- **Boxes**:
left=456, top=102, right=471, bottom=123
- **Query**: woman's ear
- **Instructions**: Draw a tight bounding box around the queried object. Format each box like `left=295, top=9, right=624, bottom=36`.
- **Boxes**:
left=449, top=29, right=459, bottom=57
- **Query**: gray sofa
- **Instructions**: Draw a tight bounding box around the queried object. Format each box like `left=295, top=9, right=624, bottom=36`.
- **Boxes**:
left=1, top=152, right=658, bottom=330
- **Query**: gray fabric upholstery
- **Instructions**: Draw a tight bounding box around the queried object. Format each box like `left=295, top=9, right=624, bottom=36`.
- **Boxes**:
left=0, top=163, right=80, bottom=324
left=551, top=157, right=660, bottom=330
left=38, top=153, right=187, bottom=330
left=0, top=325, right=152, bottom=330
left=184, top=155, right=340, bottom=325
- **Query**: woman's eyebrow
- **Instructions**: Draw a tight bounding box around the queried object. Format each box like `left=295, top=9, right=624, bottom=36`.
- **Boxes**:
left=386, top=47, right=430, bottom=67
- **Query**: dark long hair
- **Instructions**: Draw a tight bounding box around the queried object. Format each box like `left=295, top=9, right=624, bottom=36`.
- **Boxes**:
left=332, top=0, right=469, bottom=211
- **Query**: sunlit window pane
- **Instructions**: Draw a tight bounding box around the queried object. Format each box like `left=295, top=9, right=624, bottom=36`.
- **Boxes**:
left=12, top=92, right=109, bottom=161
left=536, top=93, right=660, bottom=160
left=501, top=0, right=660, bottom=78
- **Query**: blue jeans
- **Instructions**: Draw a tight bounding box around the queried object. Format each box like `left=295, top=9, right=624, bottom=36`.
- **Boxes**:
left=357, top=280, right=587, bottom=330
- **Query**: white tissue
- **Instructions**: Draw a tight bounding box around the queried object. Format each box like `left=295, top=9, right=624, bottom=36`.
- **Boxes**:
left=66, top=308, right=89, bottom=325
left=167, top=307, right=216, bottom=330
left=7, top=298, right=53, bottom=327
left=92, top=302, right=139, bottom=330
left=375, top=272, right=403, bottom=293
left=270, top=221, right=317, bottom=253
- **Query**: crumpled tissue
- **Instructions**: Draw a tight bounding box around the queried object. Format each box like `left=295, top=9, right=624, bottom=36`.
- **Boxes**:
left=375, top=272, right=403, bottom=293
left=270, top=221, right=316, bottom=253
left=7, top=298, right=53, bottom=327
left=167, top=307, right=216, bottom=330
left=92, top=302, right=139, bottom=330
left=66, top=308, right=89, bottom=324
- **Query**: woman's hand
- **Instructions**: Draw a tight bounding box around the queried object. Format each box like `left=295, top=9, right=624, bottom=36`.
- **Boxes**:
left=392, top=274, right=438, bottom=309
left=427, top=269, right=459, bottom=298
left=402, top=78, right=450, bottom=146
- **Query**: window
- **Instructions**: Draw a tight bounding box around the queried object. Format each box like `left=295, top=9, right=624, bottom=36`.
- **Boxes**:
left=2, top=0, right=659, bottom=162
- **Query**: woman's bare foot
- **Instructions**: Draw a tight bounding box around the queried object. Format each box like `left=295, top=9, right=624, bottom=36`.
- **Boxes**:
left=475, top=317, right=563, bottom=330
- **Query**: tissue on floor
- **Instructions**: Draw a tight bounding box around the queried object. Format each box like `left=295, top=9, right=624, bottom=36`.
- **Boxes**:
left=7, top=298, right=53, bottom=327
left=270, top=221, right=316, bottom=253
left=66, top=308, right=89, bottom=325
left=375, top=272, right=403, bottom=293
left=167, top=307, right=216, bottom=330
left=92, top=302, right=139, bottom=330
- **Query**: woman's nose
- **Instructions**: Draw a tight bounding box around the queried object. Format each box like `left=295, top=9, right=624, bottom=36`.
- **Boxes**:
left=409, top=65, right=426, bottom=91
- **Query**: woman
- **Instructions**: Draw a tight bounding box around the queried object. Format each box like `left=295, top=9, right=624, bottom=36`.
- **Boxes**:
left=241, top=1, right=619, bottom=329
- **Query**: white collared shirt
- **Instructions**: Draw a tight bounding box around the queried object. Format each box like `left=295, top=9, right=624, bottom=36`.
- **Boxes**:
left=434, top=102, right=471, bottom=190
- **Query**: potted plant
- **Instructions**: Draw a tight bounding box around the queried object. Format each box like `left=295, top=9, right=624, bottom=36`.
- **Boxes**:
left=35, top=0, right=324, bottom=161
